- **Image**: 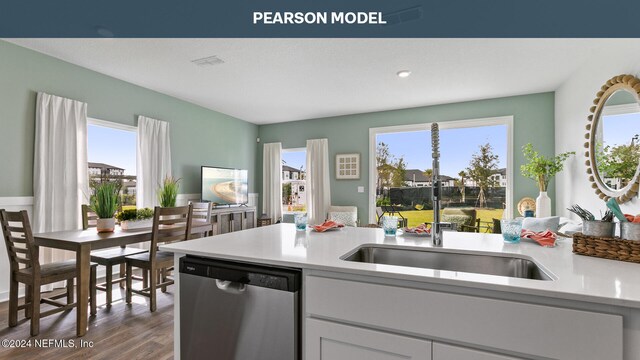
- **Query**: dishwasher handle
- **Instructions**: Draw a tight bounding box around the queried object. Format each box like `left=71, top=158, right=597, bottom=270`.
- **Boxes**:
left=215, top=279, right=247, bottom=294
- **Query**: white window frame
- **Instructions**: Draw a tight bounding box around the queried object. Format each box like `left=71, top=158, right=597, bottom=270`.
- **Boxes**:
left=368, top=116, right=514, bottom=224
left=282, top=147, right=307, bottom=214
left=88, top=117, right=137, bottom=132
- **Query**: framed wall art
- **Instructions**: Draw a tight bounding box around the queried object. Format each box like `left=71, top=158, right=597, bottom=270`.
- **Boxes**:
left=336, top=153, right=360, bottom=180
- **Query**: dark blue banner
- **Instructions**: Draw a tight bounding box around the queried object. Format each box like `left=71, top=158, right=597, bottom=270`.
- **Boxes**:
left=0, top=0, right=638, bottom=38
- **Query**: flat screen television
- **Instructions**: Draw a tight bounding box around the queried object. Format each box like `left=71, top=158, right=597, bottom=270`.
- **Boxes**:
left=201, top=166, right=248, bottom=205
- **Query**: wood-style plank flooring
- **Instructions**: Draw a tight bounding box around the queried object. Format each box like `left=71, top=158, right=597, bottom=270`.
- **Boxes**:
left=0, top=284, right=174, bottom=360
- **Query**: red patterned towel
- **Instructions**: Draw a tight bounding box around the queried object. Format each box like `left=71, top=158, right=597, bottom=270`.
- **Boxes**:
left=521, top=229, right=557, bottom=247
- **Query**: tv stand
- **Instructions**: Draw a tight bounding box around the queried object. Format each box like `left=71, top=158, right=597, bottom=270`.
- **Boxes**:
left=209, top=206, right=256, bottom=235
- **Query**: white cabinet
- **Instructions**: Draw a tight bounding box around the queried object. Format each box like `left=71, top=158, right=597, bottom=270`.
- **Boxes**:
left=433, top=343, right=521, bottom=360
left=306, top=318, right=431, bottom=360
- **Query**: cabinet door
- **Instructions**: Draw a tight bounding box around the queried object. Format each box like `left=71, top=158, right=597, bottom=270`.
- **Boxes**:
left=433, top=343, right=521, bottom=360
left=218, top=212, right=232, bottom=234
left=244, top=209, right=256, bottom=229
left=306, top=318, right=431, bottom=360
left=230, top=212, right=243, bottom=232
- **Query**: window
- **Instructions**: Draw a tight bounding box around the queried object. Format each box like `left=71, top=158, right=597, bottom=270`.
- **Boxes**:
left=87, top=118, right=137, bottom=209
left=282, top=148, right=306, bottom=213
left=368, top=117, right=513, bottom=228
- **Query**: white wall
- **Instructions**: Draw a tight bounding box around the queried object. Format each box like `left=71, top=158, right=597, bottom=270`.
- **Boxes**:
left=555, top=40, right=640, bottom=218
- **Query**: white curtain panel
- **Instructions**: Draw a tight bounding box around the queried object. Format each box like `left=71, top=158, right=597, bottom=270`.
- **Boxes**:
left=262, top=142, right=283, bottom=223
left=306, top=138, right=331, bottom=225
left=33, top=93, right=88, bottom=288
left=136, top=116, right=172, bottom=209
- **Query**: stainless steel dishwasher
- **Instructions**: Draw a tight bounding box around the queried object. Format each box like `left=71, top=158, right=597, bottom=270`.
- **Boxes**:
left=179, top=256, right=301, bottom=360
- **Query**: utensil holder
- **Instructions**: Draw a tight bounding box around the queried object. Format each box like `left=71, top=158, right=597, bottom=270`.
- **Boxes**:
left=582, top=220, right=615, bottom=237
left=620, top=222, right=640, bottom=241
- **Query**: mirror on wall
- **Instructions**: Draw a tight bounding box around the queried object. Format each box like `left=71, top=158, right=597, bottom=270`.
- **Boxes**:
left=586, top=74, right=640, bottom=203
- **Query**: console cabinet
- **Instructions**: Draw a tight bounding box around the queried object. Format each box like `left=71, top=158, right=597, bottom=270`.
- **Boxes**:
left=210, top=206, right=256, bottom=235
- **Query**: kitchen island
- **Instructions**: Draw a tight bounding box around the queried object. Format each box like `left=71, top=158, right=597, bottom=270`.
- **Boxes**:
left=161, top=224, right=640, bottom=360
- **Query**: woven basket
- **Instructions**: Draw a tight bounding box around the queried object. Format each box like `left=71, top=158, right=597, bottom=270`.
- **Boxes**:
left=573, top=232, right=640, bottom=264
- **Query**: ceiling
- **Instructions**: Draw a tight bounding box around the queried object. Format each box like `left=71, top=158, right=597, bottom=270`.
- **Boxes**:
left=5, top=38, right=636, bottom=125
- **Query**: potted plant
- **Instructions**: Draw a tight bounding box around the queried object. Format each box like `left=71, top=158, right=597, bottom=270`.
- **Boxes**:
left=90, top=182, right=120, bottom=233
left=521, top=143, right=575, bottom=218
left=116, top=208, right=154, bottom=230
left=158, top=175, right=180, bottom=207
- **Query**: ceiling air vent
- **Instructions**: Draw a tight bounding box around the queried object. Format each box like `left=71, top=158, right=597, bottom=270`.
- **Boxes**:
left=191, top=55, right=225, bottom=67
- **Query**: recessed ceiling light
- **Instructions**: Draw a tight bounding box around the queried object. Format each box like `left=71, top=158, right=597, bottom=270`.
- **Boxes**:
left=397, top=70, right=411, bottom=78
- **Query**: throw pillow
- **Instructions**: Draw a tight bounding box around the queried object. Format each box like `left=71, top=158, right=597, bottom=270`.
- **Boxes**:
left=329, top=211, right=357, bottom=227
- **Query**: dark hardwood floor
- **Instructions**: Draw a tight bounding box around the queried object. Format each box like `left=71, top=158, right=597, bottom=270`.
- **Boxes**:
left=0, top=284, right=174, bottom=359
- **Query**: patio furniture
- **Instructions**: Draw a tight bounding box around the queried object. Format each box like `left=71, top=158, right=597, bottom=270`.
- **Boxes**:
left=441, top=208, right=481, bottom=233
left=379, top=205, right=408, bottom=228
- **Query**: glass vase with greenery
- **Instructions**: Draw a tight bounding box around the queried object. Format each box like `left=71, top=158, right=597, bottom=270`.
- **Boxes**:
left=158, top=175, right=180, bottom=207
left=520, top=143, right=575, bottom=192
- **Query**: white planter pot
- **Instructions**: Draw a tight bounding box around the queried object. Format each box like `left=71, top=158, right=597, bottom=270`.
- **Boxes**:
left=96, top=218, right=116, bottom=233
left=120, top=219, right=153, bottom=231
left=536, top=191, right=551, bottom=218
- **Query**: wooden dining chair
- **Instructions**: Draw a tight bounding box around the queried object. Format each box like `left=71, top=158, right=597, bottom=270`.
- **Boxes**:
left=83, top=205, right=146, bottom=307
left=125, top=204, right=193, bottom=312
left=189, top=201, right=214, bottom=237
left=0, top=209, right=97, bottom=336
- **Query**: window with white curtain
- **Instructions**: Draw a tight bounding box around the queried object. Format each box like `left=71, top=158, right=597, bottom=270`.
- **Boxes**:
left=282, top=148, right=306, bottom=213
left=87, top=118, right=137, bottom=208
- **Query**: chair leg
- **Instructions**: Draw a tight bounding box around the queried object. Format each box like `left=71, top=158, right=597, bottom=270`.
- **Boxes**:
left=125, top=262, right=132, bottom=304
left=30, top=280, right=41, bottom=336
left=149, top=267, right=157, bottom=312
left=105, top=263, right=113, bottom=307
left=90, top=266, right=97, bottom=316
left=8, top=275, right=18, bottom=327
left=66, top=278, right=74, bottom=304
left=24, top=284, right=32, bottom=319
left=142, top=269, right=148, bottom=289
left=160, top=268, right=167, bottom=293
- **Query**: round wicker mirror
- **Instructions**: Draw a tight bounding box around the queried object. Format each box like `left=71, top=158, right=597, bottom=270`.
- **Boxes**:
left=585, top=74, right=640, bottom=203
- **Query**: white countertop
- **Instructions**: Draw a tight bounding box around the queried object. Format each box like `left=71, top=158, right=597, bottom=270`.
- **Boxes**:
left=160, top=224, right=640, bottom=309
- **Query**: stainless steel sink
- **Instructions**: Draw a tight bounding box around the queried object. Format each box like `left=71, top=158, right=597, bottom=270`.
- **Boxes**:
left=341, top=245, right=553, bottom=280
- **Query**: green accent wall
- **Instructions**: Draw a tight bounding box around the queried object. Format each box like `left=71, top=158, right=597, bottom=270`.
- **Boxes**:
left=0, top=40, right=258, bottom=197
left=258, top=92, right=555, bottom=223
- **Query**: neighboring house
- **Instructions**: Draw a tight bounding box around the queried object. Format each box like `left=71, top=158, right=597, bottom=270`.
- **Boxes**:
left=404, top=169, right=455, bottom=187
left=404, top=169, right=430, bottom=187
left=491, top=168, right=508, bottom=187
left=88, top=162, right=124, bottom=177
left=282, top=165, right=305, bottom=181
left=88, top=162, right=136, bottom=196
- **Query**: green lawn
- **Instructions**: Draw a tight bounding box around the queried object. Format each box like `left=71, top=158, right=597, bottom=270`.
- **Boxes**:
left=400, top=208, right=504, bottom=230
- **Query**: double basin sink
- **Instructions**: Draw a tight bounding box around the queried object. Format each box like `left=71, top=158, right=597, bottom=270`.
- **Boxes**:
left=341, top=245, right=553, bottom=281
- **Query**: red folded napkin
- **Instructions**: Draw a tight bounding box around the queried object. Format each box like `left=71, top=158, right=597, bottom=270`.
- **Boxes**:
left=521, top=229, right=557, bottom=247
left=312, top=220, right=344, bottom=232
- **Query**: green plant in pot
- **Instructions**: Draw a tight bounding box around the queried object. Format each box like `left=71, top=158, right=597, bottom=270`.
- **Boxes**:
left=158, top=175, right=181, bottom=207
left=90, top=182, right=120, bottom=233
left=116, top=208, right=154, bottom=230
left=520, top=143, right=575, bottom=218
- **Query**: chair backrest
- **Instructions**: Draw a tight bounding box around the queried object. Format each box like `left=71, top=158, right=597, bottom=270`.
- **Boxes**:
left=327, top=205, right=358, bottom=227
left=150, top=205, right=193, bottom=260
left=189, top=201, right=212, bottom=222
left=0, top=209, right=40, bottom=275
left=81, top=204, right=98, bottom=230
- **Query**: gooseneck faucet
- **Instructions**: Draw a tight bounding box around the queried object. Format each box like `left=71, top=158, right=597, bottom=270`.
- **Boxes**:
left=431, top=123, right=455, bottom=246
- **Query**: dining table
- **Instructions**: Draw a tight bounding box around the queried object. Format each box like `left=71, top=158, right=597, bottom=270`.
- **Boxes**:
left=33, top=220, right=213, bottom=337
